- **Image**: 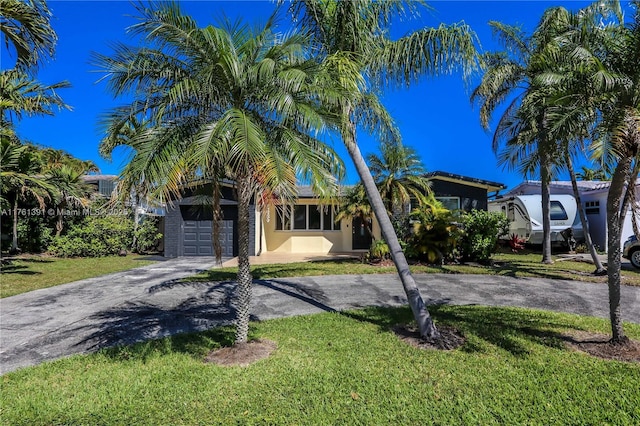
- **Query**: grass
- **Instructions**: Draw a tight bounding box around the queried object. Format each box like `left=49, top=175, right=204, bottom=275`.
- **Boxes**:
left=185, top=250, right=640, bottom=286
left=1, top=305, right=638, bottom=425
left=0, top=254, right=157, bottom=298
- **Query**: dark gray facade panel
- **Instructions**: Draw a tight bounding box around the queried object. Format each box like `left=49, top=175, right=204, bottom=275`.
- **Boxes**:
left=431, top=180, right=488, bottom=211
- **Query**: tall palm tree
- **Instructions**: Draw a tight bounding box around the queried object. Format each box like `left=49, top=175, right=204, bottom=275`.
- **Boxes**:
left=94, top=3, right=343, bottom=344
left=538, top=0, right=638, bottom=343
left=367, top=141, right=432, bottom=217
left=0, top=0, right=57, bottom=71
left=288, top=0, right=478, bottom=340
left=471, top=13, right=572, bottom=265
left=0, top=139, right=53, bottom=252
left=0, top=69, right=70, bottom=137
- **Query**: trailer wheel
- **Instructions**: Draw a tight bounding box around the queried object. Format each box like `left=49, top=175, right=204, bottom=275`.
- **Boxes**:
left=630, top=248, right=640, bottom=270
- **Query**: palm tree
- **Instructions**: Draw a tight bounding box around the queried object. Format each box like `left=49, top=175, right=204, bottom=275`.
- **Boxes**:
left=367, top=141, right=432, bottom=217
left=576, top=165, right=608, bottom=181
left=0, top=139, right=53, bottom=252
left=0, top=69, right=70, bottom=136
left=471, top=13, right=574, bottom=265
left=44, top=164, right=93, bottom=236
left=94, top=4, right=343, bottom=344
left=288, top=0, right=478, bottom=341
left=0, top=0, right=57, bottom=70
left=538, top=0, right=638, bottom=343
left=335, top=184, right=374, bottom=239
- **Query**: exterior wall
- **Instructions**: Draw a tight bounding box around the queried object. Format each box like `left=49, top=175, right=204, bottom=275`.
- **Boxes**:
left=163, top=203, right=182, bottom=258
left=261, top=201, right=381, bottom=254
left=430, top=179, right=489, bottom=211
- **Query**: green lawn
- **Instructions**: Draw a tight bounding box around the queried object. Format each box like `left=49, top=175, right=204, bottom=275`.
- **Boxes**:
left=0, top=254, right=157, bottom=298
left=2, top=305, right=638, bottom=425
left=186, top=251, right=640, bottom=286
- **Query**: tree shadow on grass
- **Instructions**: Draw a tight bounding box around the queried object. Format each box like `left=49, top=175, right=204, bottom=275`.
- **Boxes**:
left=0, top=264, right=41, bottom=275
left=341, top=305, right=587, bottom=357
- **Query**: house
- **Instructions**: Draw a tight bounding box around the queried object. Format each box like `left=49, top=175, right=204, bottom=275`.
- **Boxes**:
left=163, top=172, right=505, bottom=257
left=425, top=171, right=506, bottom=211
left=505, top=179, right=635, bottom=251
left=81, top=174, right=118, bottom=198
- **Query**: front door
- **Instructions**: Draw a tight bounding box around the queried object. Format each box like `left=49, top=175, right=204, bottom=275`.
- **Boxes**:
left=352, top=217, right=372, bottom=250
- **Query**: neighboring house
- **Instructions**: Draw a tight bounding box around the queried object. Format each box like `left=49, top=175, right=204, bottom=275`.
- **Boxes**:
left=506, top=180, right=635, bottom=251
left=425, top=171, right=506, bottom=211
left=81, top=174, right=118, bottom=198
left=164, top=171, right=504, bottom=257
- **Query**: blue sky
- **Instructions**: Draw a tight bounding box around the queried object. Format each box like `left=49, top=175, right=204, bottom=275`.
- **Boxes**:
left=7, top=0, right=600, bottom=192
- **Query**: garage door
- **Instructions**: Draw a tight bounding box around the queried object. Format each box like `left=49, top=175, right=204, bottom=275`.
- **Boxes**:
left=183, top=220, right=234, bottom=257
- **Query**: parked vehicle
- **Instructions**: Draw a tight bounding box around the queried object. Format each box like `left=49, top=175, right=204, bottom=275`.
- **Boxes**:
left=488, top=194, right=584, bottom=246
left=623, top=235, right=640, bottom=269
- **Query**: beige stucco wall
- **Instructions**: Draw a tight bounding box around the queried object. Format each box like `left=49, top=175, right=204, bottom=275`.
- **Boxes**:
left=259, top=201, right=381, bottom=254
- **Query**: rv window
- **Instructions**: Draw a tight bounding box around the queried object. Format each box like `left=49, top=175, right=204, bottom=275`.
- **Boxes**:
left=550, top=201, right=568, bottom=221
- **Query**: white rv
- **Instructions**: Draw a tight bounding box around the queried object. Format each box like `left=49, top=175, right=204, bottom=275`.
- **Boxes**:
left=488, top=194, right=584, bottom=245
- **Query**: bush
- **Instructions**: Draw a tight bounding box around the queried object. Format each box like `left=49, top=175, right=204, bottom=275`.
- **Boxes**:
left=368, top=239, right=390, bottom=261
left=48, top=215, right=134, bottom=257
left=459, top=210, right=509, bottom=263
left=17, top=216, right=55, bottom=253
left=134, top=216, right=163, bottom=253
left=405, top=207, right=461, bottom=264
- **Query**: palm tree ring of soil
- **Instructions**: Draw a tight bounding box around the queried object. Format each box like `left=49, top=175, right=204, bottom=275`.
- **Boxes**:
left=204, top=339, right=277, bottom=367
left=561, top=331, right=640, bottom=363
left=393, top=324, right=466, bottom=350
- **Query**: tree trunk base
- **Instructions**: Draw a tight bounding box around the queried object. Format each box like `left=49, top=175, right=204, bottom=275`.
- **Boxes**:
left=394, top=324, right=465, bottom=350
left=593, top=268, right=607, bottom=276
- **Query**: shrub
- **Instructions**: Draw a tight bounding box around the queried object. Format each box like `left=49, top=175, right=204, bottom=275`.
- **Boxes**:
left=48, top=215, right=134, bottom=257
left=405, top=207, right=461, bottom=264
left=368, top=239, right=390, bottom=261
left=459, top=210, right=509, bottom=263
left=134, top=216, right=163, bottom=253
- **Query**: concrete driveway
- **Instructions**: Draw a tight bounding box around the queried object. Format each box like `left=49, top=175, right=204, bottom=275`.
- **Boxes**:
left=1, top=257, right=639, bottom=374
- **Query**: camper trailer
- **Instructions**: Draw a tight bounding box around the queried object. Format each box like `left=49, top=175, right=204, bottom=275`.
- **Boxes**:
left=488, top=194, right=584, bottom=245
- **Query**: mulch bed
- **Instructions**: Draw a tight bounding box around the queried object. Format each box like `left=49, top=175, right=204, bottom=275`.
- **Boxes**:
left=204, top=339, right=277, bottom=367
left=561, top=331, right=640, bottom=363
left=392, top=324, right=466, bottom=350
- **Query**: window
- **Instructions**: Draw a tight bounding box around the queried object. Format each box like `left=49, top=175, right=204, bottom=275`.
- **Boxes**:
left=308, top=205, right=321, bottom=229
left=275, top=206, right=291, bottom=231
left=550, top=201, right=568, bottom=221
left=275, top=204, right=341, bottom=231
left=293, top=205, right=307, bottom=230
left=436, top=196, right=460, bottom=211
left=323, top=206, right=341, bottom=231
left=585, top=201, right=600, bottom=215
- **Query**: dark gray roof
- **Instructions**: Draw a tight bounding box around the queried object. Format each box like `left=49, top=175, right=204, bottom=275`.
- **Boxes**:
left=425, top=171, right=506, bottom=192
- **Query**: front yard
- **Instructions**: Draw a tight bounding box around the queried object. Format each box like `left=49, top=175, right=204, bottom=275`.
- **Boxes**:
left=0, top=254, right=157, bottom=298
left=1, top=305, right=638, bottom=424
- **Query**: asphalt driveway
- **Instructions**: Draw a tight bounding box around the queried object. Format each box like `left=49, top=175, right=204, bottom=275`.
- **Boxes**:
left=1, top=257, right=639, bottom=374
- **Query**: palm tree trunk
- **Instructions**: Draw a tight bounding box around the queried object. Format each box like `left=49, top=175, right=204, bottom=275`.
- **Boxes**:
left=342, top=113, right=440, bottom=340
left=606, top=156, right=630, bottom=344
left=11, top=196, right=19, bottom=252
left=131, top=193, right=139, bottom=251
left=235, top=173, right=253, bottom=344
left=540, top=137, right=553, bottom=264
left=565, top=153, right=606, bottom=274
